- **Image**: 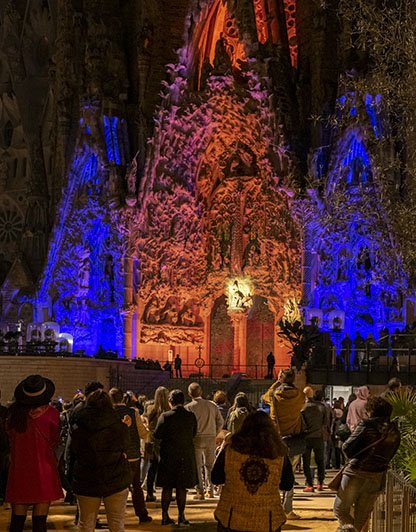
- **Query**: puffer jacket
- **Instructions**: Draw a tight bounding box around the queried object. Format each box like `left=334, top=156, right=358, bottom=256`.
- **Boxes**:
left=70, top=406, right=131, bottom=497
left=343, top=416, right=401, bottom=473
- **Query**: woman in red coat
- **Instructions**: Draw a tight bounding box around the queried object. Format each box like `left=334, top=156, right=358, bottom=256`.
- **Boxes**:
left=6, top=374, right=63, bottom=532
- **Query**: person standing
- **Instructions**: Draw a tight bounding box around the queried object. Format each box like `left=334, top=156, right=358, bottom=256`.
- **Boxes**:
left=154, top=389, right=197, bottom=526
left=380, top=377, right=402, bottom=399
left=262, top=369, right=305, bottom=520
left=212, top=411, right=287, bottom=532
left=225, top=392, right=252, bottom=434
left=334, top=396, right=401, bottom=531
left=70, top=389, right=131, bottom=532
left=353, top=333, right=366, bottom=369
left=185, top=382, right=223, bottom=499
left=109, top=388, right=152, bottom=524
left=266, top=352, right=275, bottom=379
left=301, top=387, right=326, bottom=492
left=174, top=354, right=182, bottom=378
left=346, top=386, right=369, bottom=432
left=340, top=334, right=352, bottom=367
left=212, top=390, right=229, bottom=425
left=141, top=386, right=171, bottom=502
left=5, top=375, right=63, bottom=532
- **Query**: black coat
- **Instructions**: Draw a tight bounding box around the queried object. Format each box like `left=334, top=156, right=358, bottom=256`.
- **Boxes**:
left=343, top=416, right=401, bottom=472
left=154, top=405, right=197, bottom=488
left=70, top=406, right=131, bottom=497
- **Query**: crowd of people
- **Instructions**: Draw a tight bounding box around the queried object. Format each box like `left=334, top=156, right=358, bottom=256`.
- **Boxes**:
left=336, top=324, right=416, bottom=369
left=0, top=372, right=406, bottom=532
left=134, top=354, right=183, bottom=377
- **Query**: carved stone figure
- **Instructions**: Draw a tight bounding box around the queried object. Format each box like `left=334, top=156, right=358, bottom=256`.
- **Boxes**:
left=213, top=33, right=232, bottom=75
left=143, top=298, right=161, bottom=324
left=337, top=248, right=349, bottom=281
left=78, top=248, right=91, bottom=291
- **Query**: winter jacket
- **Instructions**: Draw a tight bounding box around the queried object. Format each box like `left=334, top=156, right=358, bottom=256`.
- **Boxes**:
left=263, top=382, right=305, bottom=436
left=346, top=386, right=369, bottom=432
left=343, top=416, right=401, bottom=473
left=226, top=407, right=250, bottom=434
left=302, top=399, right=326, bottom=439
left=70, top=406, right=131, bottom=497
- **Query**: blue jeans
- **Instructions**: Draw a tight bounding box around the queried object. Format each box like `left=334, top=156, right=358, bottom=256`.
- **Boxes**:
left=281, top=454, right=300, bottom=513
left=333, top=471, right=384, bottom=531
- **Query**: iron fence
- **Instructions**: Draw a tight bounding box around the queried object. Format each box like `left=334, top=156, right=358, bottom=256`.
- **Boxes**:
left=371, top=469, right=416, bottom=532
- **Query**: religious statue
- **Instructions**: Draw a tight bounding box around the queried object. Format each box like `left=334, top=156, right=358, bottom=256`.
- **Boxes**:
left=228, top=279, right=252, bottom=311
left=181, top=307, right=196, bottom=326
left=144, top=298, right=161, bottom=323
left=78, top=248, right=90, bottom=292
left=337, top=248, right=349, bottom=281
left=126, top=154, right=138, bottom=196
left=104, top=253, right=115, bottom=302
left=213, top=33, right=232, bottom=75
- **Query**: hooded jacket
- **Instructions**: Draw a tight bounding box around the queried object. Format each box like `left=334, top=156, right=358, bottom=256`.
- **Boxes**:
left=346, top=387, right=369, bottom=432
left=263, top=382, right=305, bottom=436
left=70, top=406, right=131, bottom=497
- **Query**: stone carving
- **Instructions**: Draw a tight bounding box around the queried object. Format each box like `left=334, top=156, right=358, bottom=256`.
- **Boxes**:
left=142, top=297, right=203, bottom=327
left=140, top=324, right=204, bottom=345
left=213, top=34, right=233, bottom=75
left=78, top=248, right=91, bottom=293
left=304, top=126, right=407, bottom=335
left=129, top=33, right=302, bottom=362
left=0, top=159, right=8, bottom=192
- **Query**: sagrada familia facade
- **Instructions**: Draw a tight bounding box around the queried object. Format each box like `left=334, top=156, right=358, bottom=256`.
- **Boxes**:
left=0, top=0, right=412, bottom=374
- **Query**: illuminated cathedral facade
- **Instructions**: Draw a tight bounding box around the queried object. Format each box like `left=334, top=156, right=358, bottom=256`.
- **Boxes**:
left=0, top=0, right=411, bottom=374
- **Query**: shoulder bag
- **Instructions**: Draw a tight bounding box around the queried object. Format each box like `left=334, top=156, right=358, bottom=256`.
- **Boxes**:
left=328, top=433, right=387, bottom=491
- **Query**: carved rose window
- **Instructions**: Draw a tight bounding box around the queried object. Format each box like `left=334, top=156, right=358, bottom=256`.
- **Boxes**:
left=0, top=200, right=23, bottom=244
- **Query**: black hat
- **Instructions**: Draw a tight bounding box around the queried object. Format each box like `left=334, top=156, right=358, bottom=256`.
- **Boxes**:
left=14, top=375, right=55, bottom=406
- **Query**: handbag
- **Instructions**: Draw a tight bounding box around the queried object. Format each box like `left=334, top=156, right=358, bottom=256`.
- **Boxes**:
left=336, top=423, right=351, bottom=442
left=327, top=465, right=346, bottom=491
left=279, top=454, right=295, bottom=491
left=328, top=433, right=388, bottom=492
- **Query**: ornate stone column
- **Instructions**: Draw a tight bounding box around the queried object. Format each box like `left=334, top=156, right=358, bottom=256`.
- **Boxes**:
left=122, top=255, right=134, bottom=360
left=229, top=312, right=247, bottom=373
left=201, top=305, right=212, bottom=376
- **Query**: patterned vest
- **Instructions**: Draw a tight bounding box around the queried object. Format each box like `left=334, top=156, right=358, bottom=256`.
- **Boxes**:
left=215, top=447, right=286, bottom=532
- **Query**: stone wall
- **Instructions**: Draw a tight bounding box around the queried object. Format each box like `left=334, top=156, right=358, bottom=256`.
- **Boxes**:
left=0, top=357, right=128, bottom=403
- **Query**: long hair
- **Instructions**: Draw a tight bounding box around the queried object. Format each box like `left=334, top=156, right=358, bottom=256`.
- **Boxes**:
left=7, top=403, right=32, bottom=433
left=153, top=386, right=170, bottom=417
left=230, top=411, right=287, bottom=459
left=230, top=392, right=251, bottom=411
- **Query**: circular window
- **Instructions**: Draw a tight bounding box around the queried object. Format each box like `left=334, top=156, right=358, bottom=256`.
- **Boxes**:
left=0, top=206, right=23, bottom=244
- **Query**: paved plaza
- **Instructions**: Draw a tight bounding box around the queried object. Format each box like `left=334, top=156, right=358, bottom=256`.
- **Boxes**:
left=0, top=474, right=339, bottom=531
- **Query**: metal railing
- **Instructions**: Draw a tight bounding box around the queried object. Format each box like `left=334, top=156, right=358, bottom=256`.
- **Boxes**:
left=371, top=470, right=416, bottom=531
left=309, top=346, right=416, bottom=375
